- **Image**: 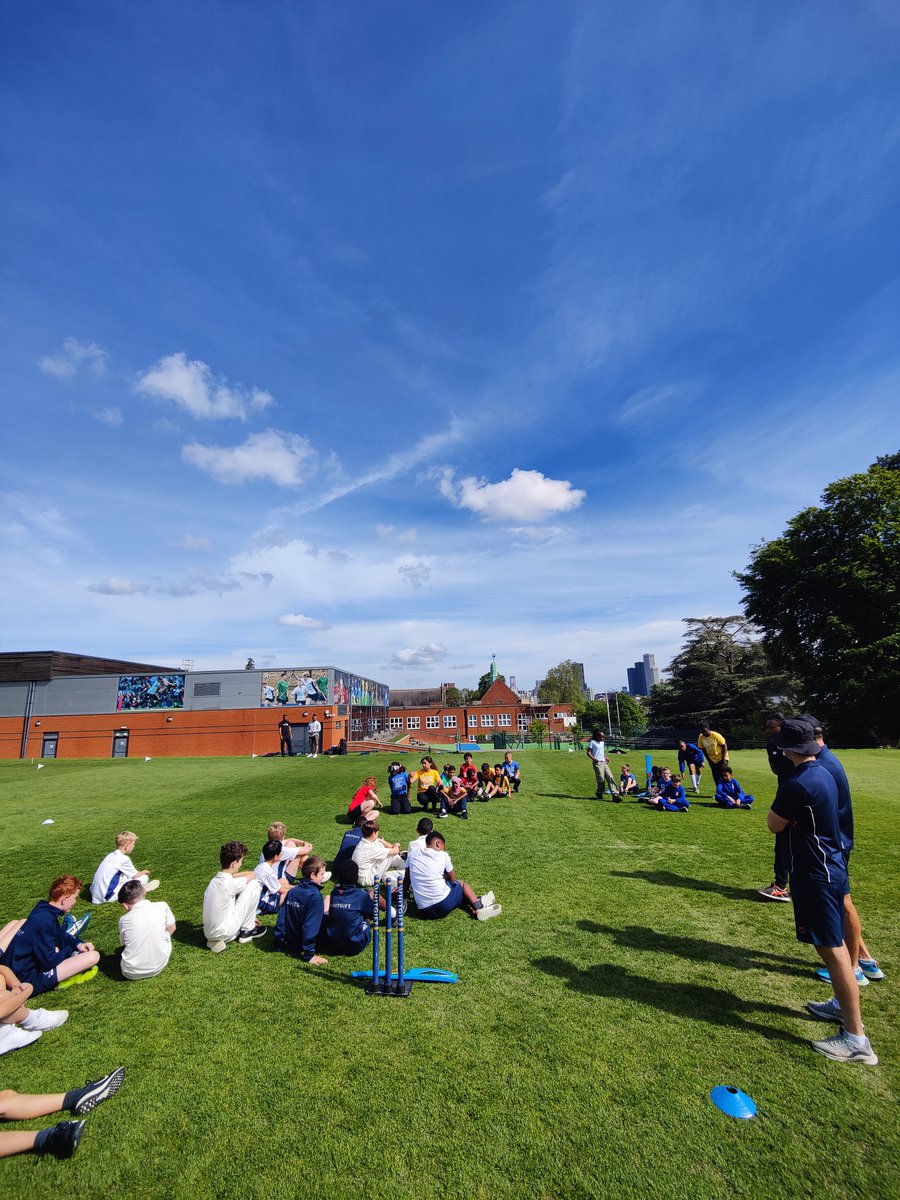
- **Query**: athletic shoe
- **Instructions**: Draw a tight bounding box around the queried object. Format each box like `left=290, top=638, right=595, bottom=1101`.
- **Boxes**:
left=806, top=998, right=843, bottom=1022
left=143, top=879, right=161, bottom=893
left=19, top=1008, right=69, bottom=1032
left=237, top=925, right=268, bottom=943
left=62, top=912, right=92, bottom=938
left=811, top=1030, right=878, bottom=1065
left=437, top=811, right=447, bottom=819
left=0, top=1024, right=42, bottom=1055
left=480, top=891, right=495, bottom=908
left=41, top=1120, right=86, bottom=1158
left=207, top=939, right=228, bottom=953
left=813, top=965, right=869, bottom=987
left=757, top=883, right=791, bottom=902
left=321, top=870, right=332, bottom=883
left=73, top=1065, right=126, bottom=1115
left=57, top=966, right=99, bottom=990
left=476, top=903, right=502, bottom=921
left=460, top=811, right=469, bottom=819
left=858, top=959, right=885, bottom=981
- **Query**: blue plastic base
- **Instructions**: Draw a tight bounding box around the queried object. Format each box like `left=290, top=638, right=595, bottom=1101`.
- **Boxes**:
left=352, top=967, right=458, bottom=984
left=710, top=1086, right=757, bottom=1119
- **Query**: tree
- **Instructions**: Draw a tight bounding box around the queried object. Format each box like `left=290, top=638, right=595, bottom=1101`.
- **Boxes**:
left=245, top=657, right=255, bottom=670
left=537, top=660, right=586, bottom=713
left=528, top=719, right=548, bottom=747
left=735, top=455, right=900, bottom=745
left=443, top=686, right=464, bottom=706
left=476, top=671, right=505, bottom=699
left=581, top=695, right=648, bottom=738
left=644, top=617, right=795, bottom=740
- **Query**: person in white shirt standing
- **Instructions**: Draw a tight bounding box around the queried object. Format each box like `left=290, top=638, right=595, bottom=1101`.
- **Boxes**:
left=307, top=716, right=322, bottom=758
left=587, top=731, right=621, bottom=802
left=202, top=842, right=266, bottom=954
left=117, top=880, right=176, bottom=980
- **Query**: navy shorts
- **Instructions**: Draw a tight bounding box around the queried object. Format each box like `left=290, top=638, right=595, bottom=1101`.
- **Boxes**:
left=790, top=877, right=846, bottom=947
left=258, top=892, right=280, bottom=916
left=417, top=880, right=463, bottom=920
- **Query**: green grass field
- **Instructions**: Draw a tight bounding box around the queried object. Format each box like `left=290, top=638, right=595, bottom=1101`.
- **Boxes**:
left=1, top=749, right=896, bottom=1199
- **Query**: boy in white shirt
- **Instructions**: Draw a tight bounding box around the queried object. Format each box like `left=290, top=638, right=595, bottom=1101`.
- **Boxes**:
left=254, top=840, right=295, bottom=913
left=117, top=880, right=176, bottom=980
left=351, top=821, right=405, bottom=887
left=90, top=832, right=159, bottom=904
left=257, top=822, right=312, bottom=882
left=406, top=832, right=500, bottom=920
left=405, top=817, right=433, bottom=871
left=202, top=841, right=266, bottom=954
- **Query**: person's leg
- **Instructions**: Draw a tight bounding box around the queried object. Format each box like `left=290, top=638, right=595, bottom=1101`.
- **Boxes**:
left=234, top=881, right=263, bottom=934
left=0, top=1131, right=40, bottom=1158
left=0, top=1087, right=65, bottom=1121
left=0, top=920, right=25, bottom=954
left=0, top=980, right=33, bottom=1024
left=773, top=829, right=791, bottom=888
left=400, top=794, right=412, bottom=814
left=815, top=945, right=863, bottom=1035
left=843, top=895, right=862, bottom=971
left=592, top=762, right=604, bottom=797
left=458, top=794, right=468, bottom=818
left=56, top=950, right=100, bottom=985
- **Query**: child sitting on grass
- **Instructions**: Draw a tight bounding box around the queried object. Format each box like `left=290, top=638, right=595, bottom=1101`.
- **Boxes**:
left=406, top=831, right=500, bottom=920
left=619, top=764, right=638, bottom=795
left=318, top=860, right=385, bottom=958
left=348, top=776, right=382, bottom=821
left=90, top=832, right=159, bottom=904
left=647, top=769, right=690, bottom=812
left=117, top=879, right=176, bottom=980
left=478, top=763, right=498, bottom=800
left=406, top=816, right=433, bottom=866
left=493, top=766, right=511, bottom=798
left=412, top=756, right=444, bottom=811
left=459, top=754, right=480, bottom=804
left=258, top=822, right=312, bottom=881
left=254, top=840, right=297, bottom=913
left=714, top=767, right=755, bottom=808
left=0, top=876, right=100, bottom=993
left=387, top=761, right=412, bottom=815
left=441, top=770, right=469, bottom=819
left=274, top=855, right=331, bottom=965
left=202, top=842, right=266, bottom=954
left=1, top=962, right=69, bottom=1056
left=352, top=821, right=406, bottom=887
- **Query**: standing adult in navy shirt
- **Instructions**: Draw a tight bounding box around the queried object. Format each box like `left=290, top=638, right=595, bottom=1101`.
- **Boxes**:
left=758, top=713, right=796, bottom=902
left=767, top=720, right=877, bottom=1064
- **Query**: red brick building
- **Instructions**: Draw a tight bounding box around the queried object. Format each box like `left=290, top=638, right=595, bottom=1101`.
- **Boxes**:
left=387, top=678, right=574, bottom=746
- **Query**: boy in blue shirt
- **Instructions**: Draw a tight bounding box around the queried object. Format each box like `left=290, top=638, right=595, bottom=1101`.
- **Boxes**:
left=647, top=769, right=689, bottom=811
left=714, top=767, right=754, bottom=808
left=274, top=856, right=331, bottom=966
left=676, top=740, right=705, bottom=794
left=501, top=752, right=521, bottom=793
left=768, top=719, right=877, bottom=1064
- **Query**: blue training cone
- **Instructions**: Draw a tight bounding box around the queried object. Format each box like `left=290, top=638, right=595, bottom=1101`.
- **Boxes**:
left=710, top=1086, right=757, bottom=1119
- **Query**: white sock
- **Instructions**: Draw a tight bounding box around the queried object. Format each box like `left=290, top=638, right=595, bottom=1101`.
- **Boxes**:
left=845, top=1029, right=868, bottom=1047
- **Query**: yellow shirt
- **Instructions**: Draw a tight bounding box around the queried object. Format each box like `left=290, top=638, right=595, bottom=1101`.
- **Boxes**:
left=698, top=730, right=727, bottom=763
left=414, top=769, right=442, bottom=793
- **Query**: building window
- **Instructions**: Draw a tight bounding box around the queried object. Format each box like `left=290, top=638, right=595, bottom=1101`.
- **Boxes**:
left=481, top=714, right=494, bottom=727
left=407, top=716, right=420, bottom=730
left=351, top=719, right=362, bottom=732
left=497, top=713, right=511, bottom=727
left=468, top=715, right=478, bottom=728
left=443, top=715, right=457, bottom=728
left=389, top=717, right=402, bottom=730
left=554, top=711, right=566, bottom=720
left=517, top=714, right=529, bottom=730
left=426, top=715, right=440, bottom=729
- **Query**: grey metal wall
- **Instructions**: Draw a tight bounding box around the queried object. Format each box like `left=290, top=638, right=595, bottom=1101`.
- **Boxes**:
left=30, top=676, right=121, bottom=716
left=0, top=681, right=30, bottom=718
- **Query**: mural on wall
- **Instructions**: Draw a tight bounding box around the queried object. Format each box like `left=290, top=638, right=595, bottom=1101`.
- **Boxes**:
left=261, top=668, right=389, bottom=708
left=116, top=674, right=185, bottom=711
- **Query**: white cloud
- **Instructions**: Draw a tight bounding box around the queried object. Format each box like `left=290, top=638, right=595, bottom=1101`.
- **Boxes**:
left=87, top=570, right=272, bottom=598
left=182, top=430, right=314, bottom=486
left=93, top=406, right=123, bottom=427
left=391, top=643, right=447, bottom=668
left=278, top=613, right=331, bottom=630
left=397, top=560, right=432, bottom=587
left=89, top=576, right=149, bottom=595
left=175, top=534, right=212, bottom=551
left=40, top=338, right=108, bottom=379
left=617, top=382, right=696, bottom=428
left=440, top=468, right=586, bottom=523
left=135, top=352, right=274, bottom=420
left=376, top=523, right=417, bottom=545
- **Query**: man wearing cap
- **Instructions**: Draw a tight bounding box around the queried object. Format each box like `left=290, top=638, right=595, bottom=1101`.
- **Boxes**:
left=766, top=718, right=877, bottom=1064
left=757, top=713, right=796, bottom=901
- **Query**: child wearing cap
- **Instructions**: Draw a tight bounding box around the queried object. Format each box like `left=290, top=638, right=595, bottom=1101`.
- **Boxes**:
left=386, top=761, right=412, bottom=815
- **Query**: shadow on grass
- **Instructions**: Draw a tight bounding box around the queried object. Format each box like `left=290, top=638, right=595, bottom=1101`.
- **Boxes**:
left=532, top=955, right=809, bottom=1045
left=610, top=869, right=757, bottom=902
left=171, top=920, right=211, bottom=949
left=576, top=921, right=810, bottom=975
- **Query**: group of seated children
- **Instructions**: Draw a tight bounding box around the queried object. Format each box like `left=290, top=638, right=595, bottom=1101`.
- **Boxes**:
left=637, top=763, right=754, bottom=811
left=353, top=752, right=522, bottom=823
left=645, top=767, right=691, bottom=811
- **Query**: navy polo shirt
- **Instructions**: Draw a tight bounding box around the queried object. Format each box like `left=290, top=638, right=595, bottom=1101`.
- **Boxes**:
left=771, top=761, right=846, bottom=886
left=678, top=743, right=704, bottom=768
left=816, top=746, right=853, bottom=853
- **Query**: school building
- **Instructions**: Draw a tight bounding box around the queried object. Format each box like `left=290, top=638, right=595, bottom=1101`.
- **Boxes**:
left=386, top=677, right=575, bottom=746
left=0, top=651, right=389, bottom=760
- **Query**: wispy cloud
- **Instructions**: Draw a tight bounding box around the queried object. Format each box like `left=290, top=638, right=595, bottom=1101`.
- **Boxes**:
left=391, top=643, right=447, bottom=668
left=136, top=352, right=273, bottom=420
left=174, top=533, right=213, bottom=551
left=376, top=523, right=417, bottom=546
left=40, top=338, right=108, bottom=380
left=182, top=430, right=315, bottom=486
left=617, top=381, right=697, bottom=428
left=93, top=406, right=123, bottom=427
left=397, top=559, right=432, bottom=587
left=87, top=570, right=273, bottom=597
left=439, top=468, right=586, bottom=523
left=278, top=612, right=331, bottom=630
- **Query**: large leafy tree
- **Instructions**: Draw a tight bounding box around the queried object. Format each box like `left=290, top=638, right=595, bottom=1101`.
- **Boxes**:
left=645, top=616, right=794, bottom=739
left=735, top=455, right=900, bottom=745
left=537, top=660, right=587, bottom=713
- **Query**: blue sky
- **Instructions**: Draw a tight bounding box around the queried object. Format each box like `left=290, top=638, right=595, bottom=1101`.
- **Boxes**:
left=2, top=1, right=898, bottom=694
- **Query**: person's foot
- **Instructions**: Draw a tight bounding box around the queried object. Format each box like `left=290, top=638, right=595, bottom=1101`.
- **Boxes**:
left=38, top=1120, right=86, bottom=1158
left=57, top=966, right=99, bottom=990
left=62, top=912, right=92, bottom=938
left=237, top=925, right=268, bottom=943
left=480, top=891, right=495, bottom=908
left=811, top=1030, right=878, bottom=1065
left=72, top=1065, right=126, bottom=1114
left=814, top=965, right=869, bottom=987
left=144, top=879, right=161, bottom=893
left=207, top=938, right=228, bottom=953
left=757, top=883, right=791, bottom=902
left=858, top=958, right=885, bottom=981
left=19, top=1007, right=69, bottom=1032
left=0, top=1024, right=42, bottom=1055
left=437, top=811, right=447, bottom=819
left=460, top=811, right=469, bottom=819
left=476, top=903, right=502, bottom=921
left=806, top=998, right=843, bottom=1022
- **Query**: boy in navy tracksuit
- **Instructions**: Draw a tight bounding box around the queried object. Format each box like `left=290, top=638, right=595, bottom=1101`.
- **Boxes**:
left=318, top=861, right=379, bottom=957
left=1, top=876, right=100, bottom=994
left=714, top=768, right=754, bottom=808
left=767, top=719, right=877, bottom=1064
left=676, top=740, right=705, bottom=794
left=648, top=769, right=689, bottom=811
left=274, top=857, right=331, bottom=966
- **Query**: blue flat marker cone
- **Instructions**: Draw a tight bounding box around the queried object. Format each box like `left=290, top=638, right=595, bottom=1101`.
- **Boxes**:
left=710, top=1086, right=757, bottom=1119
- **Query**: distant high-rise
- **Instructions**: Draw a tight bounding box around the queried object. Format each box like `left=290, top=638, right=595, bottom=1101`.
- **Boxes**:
left=627, top=653, right=659, bottom=696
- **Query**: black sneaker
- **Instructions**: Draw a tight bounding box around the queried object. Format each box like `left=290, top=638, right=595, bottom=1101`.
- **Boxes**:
left=460, top=811, right=469, bottom=819
left=43, top=1120, right=86, bottom=1158
left=74, top=1065, right=126, bottom=1115
left=237, top=925, right=268, bottom=943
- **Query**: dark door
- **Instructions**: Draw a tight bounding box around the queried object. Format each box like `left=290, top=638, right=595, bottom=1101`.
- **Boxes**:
left=41, top=734, right=58, bottom=758
left=112, top=732, right=129, bottom=758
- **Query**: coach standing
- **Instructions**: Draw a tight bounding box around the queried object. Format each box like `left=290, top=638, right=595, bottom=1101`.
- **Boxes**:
left=698, top=722, right=728, bottom=786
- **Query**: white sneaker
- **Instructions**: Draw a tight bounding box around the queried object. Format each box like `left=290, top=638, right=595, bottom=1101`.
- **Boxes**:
left=0, top=1023, right=42, bottom=1055
left=19, top=1008, right=69, bottom=1032
left=811, top=1030, right=878, bottom=1064
left=144, top=879, right=161, bottom=893
left=206, top=939, right=228, bottom=953
left=480, top=891, right=495, bottom=908
left=476, top=903, right=502, bottom=921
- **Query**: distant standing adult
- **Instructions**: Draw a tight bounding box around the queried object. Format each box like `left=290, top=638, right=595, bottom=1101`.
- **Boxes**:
left=757, top=713, right=795, bottom=902
left=697, top=723, right=728, bottom=785
left=587, top=731, right=621, bottom=801
left=307, top=716, right=322, bottom=759
left=278, top=716, right=293, bottom=758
